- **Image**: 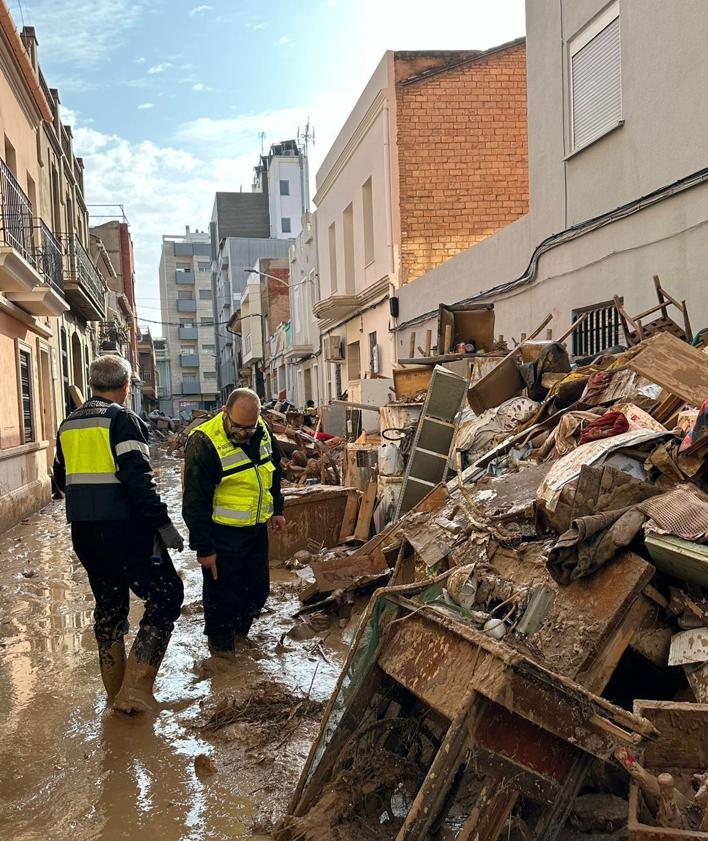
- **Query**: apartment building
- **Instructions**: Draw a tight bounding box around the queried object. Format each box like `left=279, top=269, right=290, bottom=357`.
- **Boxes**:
left=252, top=139, right=309, bottom=240
left=397, top=0, right=708, bottom=349
left=137, top=328, right=157, bottom=413
left=158, top=226, right=217, bottom=417
left=286, top=211, right=321, bottom=407
left=238, top=257, right=290, bottom=399
left=154, top=337, right=171, bottom=414
left=0, top=9, right=70, bottom=531
left=90, top=220, right=141, bottom=409
left=211, top=140, right=306, bottom=400
left=313, top=43, right=528, bottom=404
left=27, top=28, right=105, bottom=426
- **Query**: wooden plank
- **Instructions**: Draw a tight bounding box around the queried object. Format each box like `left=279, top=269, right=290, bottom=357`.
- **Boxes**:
left=352, top=481, right=377, bottom=542
left=392, top=365, right=433, bottom=399
left=628, top=332, right=708, bottom=406
left=337, top=491, right=359, bottom=543
left=424, top=329, right=432, bottom=356
left=645, top=533, right=708, bottom=589
left=408, top=331, right=416, bottom=359
left=310, top=552, right=388, bottom=594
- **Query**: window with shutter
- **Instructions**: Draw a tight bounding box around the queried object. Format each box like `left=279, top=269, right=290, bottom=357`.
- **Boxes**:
left=19, top=349, right=34, bottom=443
left=570, top=5, right=622, bottom=152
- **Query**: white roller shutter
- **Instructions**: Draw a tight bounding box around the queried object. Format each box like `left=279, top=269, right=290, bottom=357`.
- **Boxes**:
left=571, top=15, right=621, bottom=150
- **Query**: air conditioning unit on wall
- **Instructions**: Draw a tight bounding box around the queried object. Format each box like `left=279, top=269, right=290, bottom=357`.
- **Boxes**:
left=323, top=334, right=344, bottom=361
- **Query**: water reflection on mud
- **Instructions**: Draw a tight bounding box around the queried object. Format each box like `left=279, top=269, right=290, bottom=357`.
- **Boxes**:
left=0, top=451, right=345, bottom=840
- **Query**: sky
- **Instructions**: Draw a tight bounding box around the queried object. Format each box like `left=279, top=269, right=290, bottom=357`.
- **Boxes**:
left=6, top=0, right=525, bottom=333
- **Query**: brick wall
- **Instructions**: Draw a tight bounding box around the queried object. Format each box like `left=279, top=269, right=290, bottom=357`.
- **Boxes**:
left=266, top=269, right=291, bottom=330
left=396, top=41, right=528, bottom=285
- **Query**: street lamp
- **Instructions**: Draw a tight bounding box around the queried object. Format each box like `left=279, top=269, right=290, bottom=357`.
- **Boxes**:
left=243, top=267, right=290, bottom=288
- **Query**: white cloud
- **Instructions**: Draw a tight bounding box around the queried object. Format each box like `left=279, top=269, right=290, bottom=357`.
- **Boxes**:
left=19, top=0, right=151, bottom=68
left=245, top=20, right=269, bottom=30
left=188, top=4, right=212, bottom=15
left=191, top=83, right=212, bottom=92
left=135, top=56, right=146, bottom=64
left=137, top=102, right=154, bottom=110
left=147, top=62, right=172, bottom=75
left=275, top=35, right=292, bottom=46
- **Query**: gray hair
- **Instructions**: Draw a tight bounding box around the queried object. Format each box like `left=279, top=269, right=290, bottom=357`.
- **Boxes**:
left=225, top=387, right=261, bottom=411
left=89, top=354, right=132, bottom=391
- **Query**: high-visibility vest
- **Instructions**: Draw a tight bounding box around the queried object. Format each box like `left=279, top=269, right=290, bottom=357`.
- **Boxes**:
left=191, top=414, right=275, bottom=527
left=58, top=400, right=133, bottom=521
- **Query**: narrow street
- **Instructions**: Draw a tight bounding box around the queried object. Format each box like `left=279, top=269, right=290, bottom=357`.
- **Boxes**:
left=0, top=449, right=346, bottom=841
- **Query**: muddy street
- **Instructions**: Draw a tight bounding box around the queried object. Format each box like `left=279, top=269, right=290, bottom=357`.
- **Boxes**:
left=0, top=451, right=347, bottom=841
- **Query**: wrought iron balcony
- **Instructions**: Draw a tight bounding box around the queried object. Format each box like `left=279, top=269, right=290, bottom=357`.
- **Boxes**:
left=0, top=159, right=36, bottom=266
left=0, top=160, right=68, bottom=316
left=38, top=221, right=64, bottom=294
left=63, top=234, right=106, bottom=321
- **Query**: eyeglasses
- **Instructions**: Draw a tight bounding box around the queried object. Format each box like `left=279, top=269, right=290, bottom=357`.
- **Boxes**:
left=225, top=415, right=259, bottom=431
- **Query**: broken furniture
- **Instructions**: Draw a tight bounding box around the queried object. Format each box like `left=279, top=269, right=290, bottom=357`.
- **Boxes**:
left=614, top=275, right=693, bottom=347
left=269, top=486, right=359, bottom=562
left=395, top=365, right=467, bottom=518
left=284, top=569, right=658, bottom=841
left=628, top=700, right=708, bottom=840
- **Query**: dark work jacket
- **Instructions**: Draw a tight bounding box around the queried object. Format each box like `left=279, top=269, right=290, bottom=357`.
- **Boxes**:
left=53, top=397, right=170, bottom=526
left=182, top=423, right=284, bottom=557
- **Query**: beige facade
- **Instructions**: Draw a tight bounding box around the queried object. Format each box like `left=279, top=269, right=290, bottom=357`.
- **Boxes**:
left=0, top=9, right=68, bottom=532
left=397, top=0, right=708, bottom=352
left=311, top=45, right=528, bottom=406
left=158, top=227, right=218, bottom=417
left=286, top=211, right=321, bottom=408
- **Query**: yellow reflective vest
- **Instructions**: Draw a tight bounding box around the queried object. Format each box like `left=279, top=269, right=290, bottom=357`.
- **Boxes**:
left=191, top=414, right=275, bottom=527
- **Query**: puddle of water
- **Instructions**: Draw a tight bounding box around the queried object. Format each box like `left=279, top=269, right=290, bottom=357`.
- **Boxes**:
left=0, top=450, right=348, bottom=840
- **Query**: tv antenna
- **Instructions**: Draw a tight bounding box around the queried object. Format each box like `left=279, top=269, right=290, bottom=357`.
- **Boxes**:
left=298, top=119, right=315, bottom=158
left=258, top=131, right=266, bottom=155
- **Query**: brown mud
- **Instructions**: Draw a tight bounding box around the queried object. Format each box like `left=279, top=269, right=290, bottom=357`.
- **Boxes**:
left=0, top=451, right=348, bottom=840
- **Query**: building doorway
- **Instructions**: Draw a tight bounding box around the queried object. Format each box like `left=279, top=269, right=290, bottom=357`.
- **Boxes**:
left=71, top=333, right=85, bottom=399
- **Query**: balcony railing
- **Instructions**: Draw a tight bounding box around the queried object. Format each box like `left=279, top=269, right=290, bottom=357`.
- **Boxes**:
left=65, top=234, right=104, bottom=304
left=39, top=221, right=64, bottom=294
left=0, top=159, right=37, bottom=266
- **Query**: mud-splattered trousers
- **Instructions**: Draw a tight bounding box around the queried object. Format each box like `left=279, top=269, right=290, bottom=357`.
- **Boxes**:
left=200, top=522, right=270, bottom=638
left=71, top=520, right=184, bottom=647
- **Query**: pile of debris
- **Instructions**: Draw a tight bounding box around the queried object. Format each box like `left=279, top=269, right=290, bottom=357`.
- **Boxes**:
left=163, top=404, right=345, bottom=485
left=275, top=312, right=708, bottom=840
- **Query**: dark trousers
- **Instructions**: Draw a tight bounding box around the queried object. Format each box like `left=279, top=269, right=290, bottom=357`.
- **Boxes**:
left=71, top=520, right=184, bottom=647
left=203, top=523, right=270, bottom=638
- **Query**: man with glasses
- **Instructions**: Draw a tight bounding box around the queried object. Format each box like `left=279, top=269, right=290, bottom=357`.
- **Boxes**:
left=182, top=388, right=286, bottom=659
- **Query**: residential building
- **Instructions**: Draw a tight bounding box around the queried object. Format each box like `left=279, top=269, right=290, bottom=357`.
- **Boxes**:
left=212, top=234, right=290, bottom=402
left=137, top=328, right=157, bottom=414
left=29, top=27, right=104, bottom=426
left=286, top=210, right=321, bottom=407
left=90, top=219, right=141, bottom=410
left=313, top=43, right=528, bottom=403
left=158, top=226, right=218, bottom=418
left=0, top=8, right=69, bottom=532
left=397, top=0, right=708, bottom=351
left=238, top=257, right=290, bottom=399
left=153, top=336, right=171, bottom=415
left=210, top=140, right=306, bottom=402
left=252, top=139, right=309, bottom=240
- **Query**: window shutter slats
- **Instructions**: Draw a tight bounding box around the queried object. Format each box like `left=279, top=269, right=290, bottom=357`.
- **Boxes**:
left=572, top=17, right=621, bottom=149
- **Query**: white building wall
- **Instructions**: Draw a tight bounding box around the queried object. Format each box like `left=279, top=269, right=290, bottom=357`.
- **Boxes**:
left=268, top=157, right=305, bottom=239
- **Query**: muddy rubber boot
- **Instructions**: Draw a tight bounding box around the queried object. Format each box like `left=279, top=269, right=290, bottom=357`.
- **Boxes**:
left=113, top=625, right=171, bottom=715
left=207, top=631, right=235, bottom=658
left=98, top=638, right=126, bottom=700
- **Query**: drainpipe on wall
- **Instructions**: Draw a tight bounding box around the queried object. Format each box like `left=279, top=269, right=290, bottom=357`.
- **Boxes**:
left=382, top=100, right=398, bottom=367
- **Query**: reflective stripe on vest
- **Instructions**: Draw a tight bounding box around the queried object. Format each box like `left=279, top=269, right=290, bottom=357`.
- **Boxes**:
left=190, top=413, right=275, bottom=527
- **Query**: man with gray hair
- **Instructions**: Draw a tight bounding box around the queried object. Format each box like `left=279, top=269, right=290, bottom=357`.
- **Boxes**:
left=183, top=387, right=286, bottom=660
left=53, top=354, right=185, bottom=714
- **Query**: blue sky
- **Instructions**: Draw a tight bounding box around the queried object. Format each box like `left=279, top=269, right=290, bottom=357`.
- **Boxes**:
left=6, top=0, right=525, bottom=330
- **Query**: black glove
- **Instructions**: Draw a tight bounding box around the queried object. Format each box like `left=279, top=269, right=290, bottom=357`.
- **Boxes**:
left=158, top=523, right=184, bottom=552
